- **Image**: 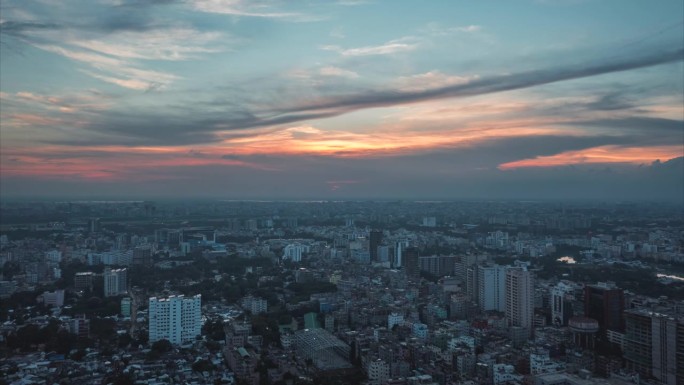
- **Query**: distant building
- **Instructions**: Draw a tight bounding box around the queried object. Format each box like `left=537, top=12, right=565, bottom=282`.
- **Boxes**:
left=121, top=297, right=132, bottom=317
left=569, top=316, right=599, bottom=350
left=478, top=265, right=507, bottom=312
left=68, top=315, right=90, bottom=339
left=283, top=243, right=308, bottom=262
left=584, top=282, right=624, bottom=333
left=505, top=267, right=534, bottom=337
left=388, top=312, right=404, bottom=329
left=39, top=289, right=65, bottom=307
left=623, top=308, right=682, bottom=385
left=550, top=282, right=575, bottom=326
left=74, top=272, right=95, bottom=291
left=403, top=247, right=420, bottom=281
left=88, top=218, right=101, bottom=233
left=412, top=323, right=428, bottom=339
left=132, top=245, right=152, bottom=266
left=419, top=255, right=458, bottom=277
left=148, top=294, right=201, bottom=345
left=493, top=364, right=522, bottom=385
left=242, top=295, right=267, bottom=314
left=224, top=346, right=260, bottom=385
left=294, top=328, right=351, bottom=370
left=394, top=239, right=409, bottom=268
left=103, top=268, right=127, bottom=297
left=368, top=359, right=390, bottom=385
left=369, top=230, right=383, bottom=262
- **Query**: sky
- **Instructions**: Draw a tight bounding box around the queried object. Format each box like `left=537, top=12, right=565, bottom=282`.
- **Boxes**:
left=0, top=0, right=683, bottom=202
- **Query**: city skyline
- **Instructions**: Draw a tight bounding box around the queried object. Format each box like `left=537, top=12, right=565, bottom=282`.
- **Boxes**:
left=1, top=1, right=683, bottom=201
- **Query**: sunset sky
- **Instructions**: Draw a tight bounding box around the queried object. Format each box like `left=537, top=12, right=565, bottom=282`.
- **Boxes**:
left=1, top=0, right=683, bottom=201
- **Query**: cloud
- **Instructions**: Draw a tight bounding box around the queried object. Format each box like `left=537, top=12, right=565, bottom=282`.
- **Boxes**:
left=319, top=66, right=359, bottom=79
left=498, top=145, right=683, bottom=170
left=68, top=28, right=223, bottom=61
left=421, top=22, right=484, bottom=36
left=321, top=37, right=419, bottom=56
left=29, top=46, right=681, bottom=147
left=191, top=0, right=308, bottom=20
left=273, top=48, right=683, bottom=119
left=454, top=25, right=481, bottom=33
left=394, top=71, right=477, bottom=91
left=10, top=91, right=112, bottom=113
left=565, top=117, right=684, bottom=132
left=0, top=20, right=62, bottom=37
left=0, top=2, right=225, bottom=90
left=3, top=146, right=681, bottom=202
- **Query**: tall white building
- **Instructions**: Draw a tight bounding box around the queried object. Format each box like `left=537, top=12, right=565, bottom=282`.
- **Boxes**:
left=478, top=265, right=507, bottom=312
left=103, top=268, right=127, bottom=297
left=283, top=243, right=308, bottom=262
left=505, top=267, right=534, bottom=337
left=394, top=239, right=409, bottom=268
left=148, top=294, right=202, bottom=345
left=550, top=281, right=574, bottom=326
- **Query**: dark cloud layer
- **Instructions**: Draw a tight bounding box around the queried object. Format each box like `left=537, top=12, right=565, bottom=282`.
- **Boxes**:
left=40, top=47, right=683, bottom=146
left=270, top=49, right=683, bottom=117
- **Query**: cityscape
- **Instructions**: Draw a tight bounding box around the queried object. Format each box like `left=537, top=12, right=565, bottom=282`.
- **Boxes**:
left=1, top=1, right=683, bottom=385
left=0, top=200, right=682, bottom=384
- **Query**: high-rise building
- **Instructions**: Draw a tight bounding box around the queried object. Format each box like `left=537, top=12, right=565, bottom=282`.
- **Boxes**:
left=132, top=245, right=152, bottom=266
left=88, top=218, right=101, bottom=233
left=394, top=239, right=409, bottom=268
left=148, top=294, right=202, bottom=345
left=478, top=265, right=507, bottom=312
left=103, top=268, right=127, bottom=297
left=623, top=308, right=682, bottom=385
left=551, top=282, right=575, bottom=326
left=121, top=297, right=132, bottom=317
left=403, top=247, right=420, bottom=281
left=584, top=282, right=624, bottom=333
left=369, top=230, right=383, bottom=262
left=466, top=266, right=478, bottom=303
left=505, top=267, right=534, bottom=337
left=419, top=255, right=458, bottom=277
left=74, top=271, right=95, bottom=291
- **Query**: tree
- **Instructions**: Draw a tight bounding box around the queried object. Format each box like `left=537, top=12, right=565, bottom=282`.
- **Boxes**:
left=192, top=359, right=215, bottom=372
left=151, top=339, right=173, bottom=354
left=203, top=318, right=226, bottom=341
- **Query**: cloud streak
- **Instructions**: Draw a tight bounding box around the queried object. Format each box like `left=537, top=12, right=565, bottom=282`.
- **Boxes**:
left=498, top=145, right=683, bottom=170
left=278, top=48, right=683, bottom=115
left=321, top=37, right=419, bottom=56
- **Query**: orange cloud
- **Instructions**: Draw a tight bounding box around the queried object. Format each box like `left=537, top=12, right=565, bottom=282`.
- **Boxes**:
left=498, top=145, right=683, bottom=170
left=0, top=145, right=273, bottom=181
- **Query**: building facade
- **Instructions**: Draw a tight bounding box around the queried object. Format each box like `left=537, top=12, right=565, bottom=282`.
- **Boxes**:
left=478, top=265, right=507, bottom=312
left=505, top=267, right=534, bottom=337
left=103, top=268, right=127, bottom=297
left=584, top=282, right=624, bottom=333
left=148, top=294, right=202, bottom=345
left=623, top=308, right=682, bottom=385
